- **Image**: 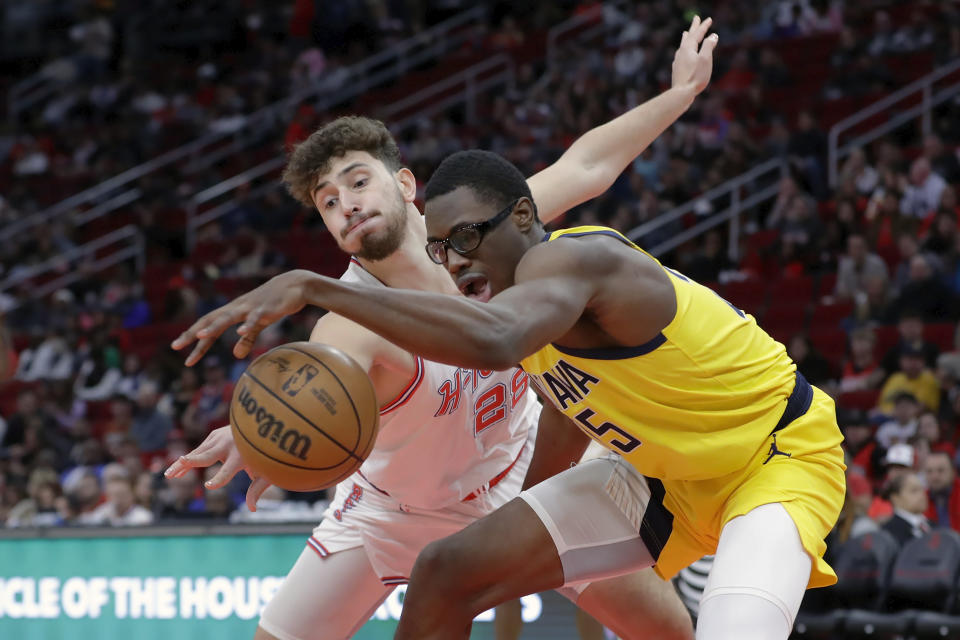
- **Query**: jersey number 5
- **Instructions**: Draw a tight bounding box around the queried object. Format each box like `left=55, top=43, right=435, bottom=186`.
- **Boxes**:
left=574, top=408, right=642, bottom=453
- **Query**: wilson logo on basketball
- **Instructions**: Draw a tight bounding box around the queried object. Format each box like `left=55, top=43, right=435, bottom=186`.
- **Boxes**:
left=237, top=384, right=312, bottom=460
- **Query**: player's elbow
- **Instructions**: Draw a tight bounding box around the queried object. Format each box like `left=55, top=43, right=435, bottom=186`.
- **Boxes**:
left=474, top=328, right=528, bottom=371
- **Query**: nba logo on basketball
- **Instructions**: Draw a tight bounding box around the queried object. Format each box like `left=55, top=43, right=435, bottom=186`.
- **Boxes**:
left=282, top=363, right=320, bottom=397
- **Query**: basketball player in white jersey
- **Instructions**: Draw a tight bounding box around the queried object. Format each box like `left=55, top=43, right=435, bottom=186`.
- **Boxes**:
left=168, top=17, right=718, bottom=639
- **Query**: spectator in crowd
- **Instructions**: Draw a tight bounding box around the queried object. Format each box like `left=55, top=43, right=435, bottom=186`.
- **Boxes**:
left=917, top=411, right=955, bottom=459
left=892, top=10, right=935, bottom=53
left=102, top=394, right=135, bottom=440
left=890, top=234, right=935, bottom=297
left=866, top=10, right=895, bottom=56
left=923, top=134, right=960, bottom=184
left=839, top=147, right=878, bottom=196
left=882, top=471, right=931, bottom=546
left=936, top=324, right=960, bottom=389
left=2, top=388, right=55, bottom=452
left=835, top=233, right=888, bottom=302
left=869, top=443, right=916, bottom=521
left=889, top=254, right=957, bottom=322
left=73, top=343, right=122, bottom=401
left=923, top=450, right=960, bottom=531
left=878, top=346, right=940, bottom=414
left=840, top=408, right=883, bottom=484
left=181, top=356, right=232, bottom=444
left=875, top=391, right=920, bottom=448
left=788, top=110, right=828, bottom=198
left=114, top=353, right=149, bottom=399
left=130, top=382, right=174, bottom=454
left=881, top=309, right=940, bottom=375
left=833, top=471, right=880, bottom=544
left=80, top=472, right=153, bottom=526
left=682, top=230, right=732, bottom=283
left=15, top=329, right=73, bottom=382
left=840, top=327, right=884, bottom=392
left=156, top=471, right=204, bottom=520
left=901, top=157, right=947, bottom=220
left=60, top=468, right=103, bottom=524
left=924, top=210, right=959, bottom=259
left=787, top=334, right=834, bottom=389
left=5, top=467, right=63, bottom=527
left=169, top=367, right=201, bottom=421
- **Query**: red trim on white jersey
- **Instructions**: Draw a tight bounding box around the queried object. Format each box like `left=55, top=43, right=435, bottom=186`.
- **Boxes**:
left=379, top=356, right=424, bottom=415
left=306, top=536, right=330, bottom=558
left=380, top=576, right=409, bottom=586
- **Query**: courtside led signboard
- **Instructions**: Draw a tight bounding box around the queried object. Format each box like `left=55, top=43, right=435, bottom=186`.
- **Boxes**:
left=0, top=530, right=582, bottom=639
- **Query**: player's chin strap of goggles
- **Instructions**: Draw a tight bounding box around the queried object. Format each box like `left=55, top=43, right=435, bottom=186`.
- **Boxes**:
left=462, top=443, right=527, bottom=502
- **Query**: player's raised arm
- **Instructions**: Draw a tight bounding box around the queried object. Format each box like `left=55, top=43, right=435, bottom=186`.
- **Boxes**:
left=529, top=15, right=718, bottom=223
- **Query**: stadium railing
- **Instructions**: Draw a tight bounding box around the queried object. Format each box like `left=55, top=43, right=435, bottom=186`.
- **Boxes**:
left=0, top=6, right=490, bottom=245
left=184, top=53, right=517, bottom=251
left=827, top=58, right=960, bottom=187
left=0, top=225, right=144, bottom=310
left=626, top=157, right=790, bottom=261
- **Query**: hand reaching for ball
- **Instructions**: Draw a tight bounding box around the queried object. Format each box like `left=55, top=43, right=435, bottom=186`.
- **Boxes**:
left=171, top=270, right=315, bottom=366
left=165, top=425, right=274, bottom=512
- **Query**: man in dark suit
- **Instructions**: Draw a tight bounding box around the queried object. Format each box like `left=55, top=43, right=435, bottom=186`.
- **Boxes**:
left=882, top=471, right=931, bottom=546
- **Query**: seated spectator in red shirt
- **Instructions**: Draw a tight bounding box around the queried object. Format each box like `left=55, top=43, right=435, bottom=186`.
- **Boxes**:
left=840, top=327, right=884, bottom=392
left=924, top=450, right=960, bottom=531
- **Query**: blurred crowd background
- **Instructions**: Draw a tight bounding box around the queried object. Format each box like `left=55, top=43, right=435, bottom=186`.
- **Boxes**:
left=1, top=0, right=960, bottom=592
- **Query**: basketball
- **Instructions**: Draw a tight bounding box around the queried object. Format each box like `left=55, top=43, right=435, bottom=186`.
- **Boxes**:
left=229, top=342, right=379, bottom=491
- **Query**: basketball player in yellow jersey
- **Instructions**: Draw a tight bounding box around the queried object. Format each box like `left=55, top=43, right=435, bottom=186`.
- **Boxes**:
left=169, top=27, right=836, bottom=640
left=174, top=146, right=844, bottom=639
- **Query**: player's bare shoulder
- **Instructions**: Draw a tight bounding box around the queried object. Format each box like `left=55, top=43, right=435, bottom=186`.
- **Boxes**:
left=516, top=231, right=659, bottom=285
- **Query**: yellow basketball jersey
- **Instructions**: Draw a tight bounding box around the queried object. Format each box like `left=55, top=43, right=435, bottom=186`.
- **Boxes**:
left=521, top=226, right=799, bottom=481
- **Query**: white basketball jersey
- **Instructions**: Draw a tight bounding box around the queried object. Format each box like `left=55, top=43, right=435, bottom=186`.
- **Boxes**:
left=339, top=259, right=540, bottom=509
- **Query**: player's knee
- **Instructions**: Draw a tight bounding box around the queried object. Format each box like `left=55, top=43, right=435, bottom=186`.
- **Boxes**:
left=410, top=538, right=464, bottom=592
left=696, top=592, right=792, bottom=640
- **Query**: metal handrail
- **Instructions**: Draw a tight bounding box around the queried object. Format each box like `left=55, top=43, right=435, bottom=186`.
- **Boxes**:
left=0, top=225, right=144, bottom=308
left=545, top=0, right=629, bottom=62
left=546, top=5, right=603, bottom=60
left=185, top=156, right=287, bottom=250
left=379, top=54, right=515, bottom=125
left=179, top=7, right=645, bottom=252
left=625, top=157, right=788, bottom=260
left=182, top=55, right=518, bottom=251
left=827, top=58, right=960, bottom=186
left=3, top=6, right=489, bottom=242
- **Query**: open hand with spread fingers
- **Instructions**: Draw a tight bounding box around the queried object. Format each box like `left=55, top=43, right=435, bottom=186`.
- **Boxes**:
left=672, top=15, right=719, bottom=96
left=164, top=425, right=273, bottom=512
left=171, top=269, right=315, bottom=366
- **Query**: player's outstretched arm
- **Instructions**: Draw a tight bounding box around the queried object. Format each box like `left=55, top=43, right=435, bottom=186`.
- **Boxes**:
left=172, top=244, right=594, bottom=371
left=529, top=14, right=718, bottom=223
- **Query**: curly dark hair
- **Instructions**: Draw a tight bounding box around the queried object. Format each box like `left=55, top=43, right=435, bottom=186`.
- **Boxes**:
left=282, top=116, right=403, bottom=207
